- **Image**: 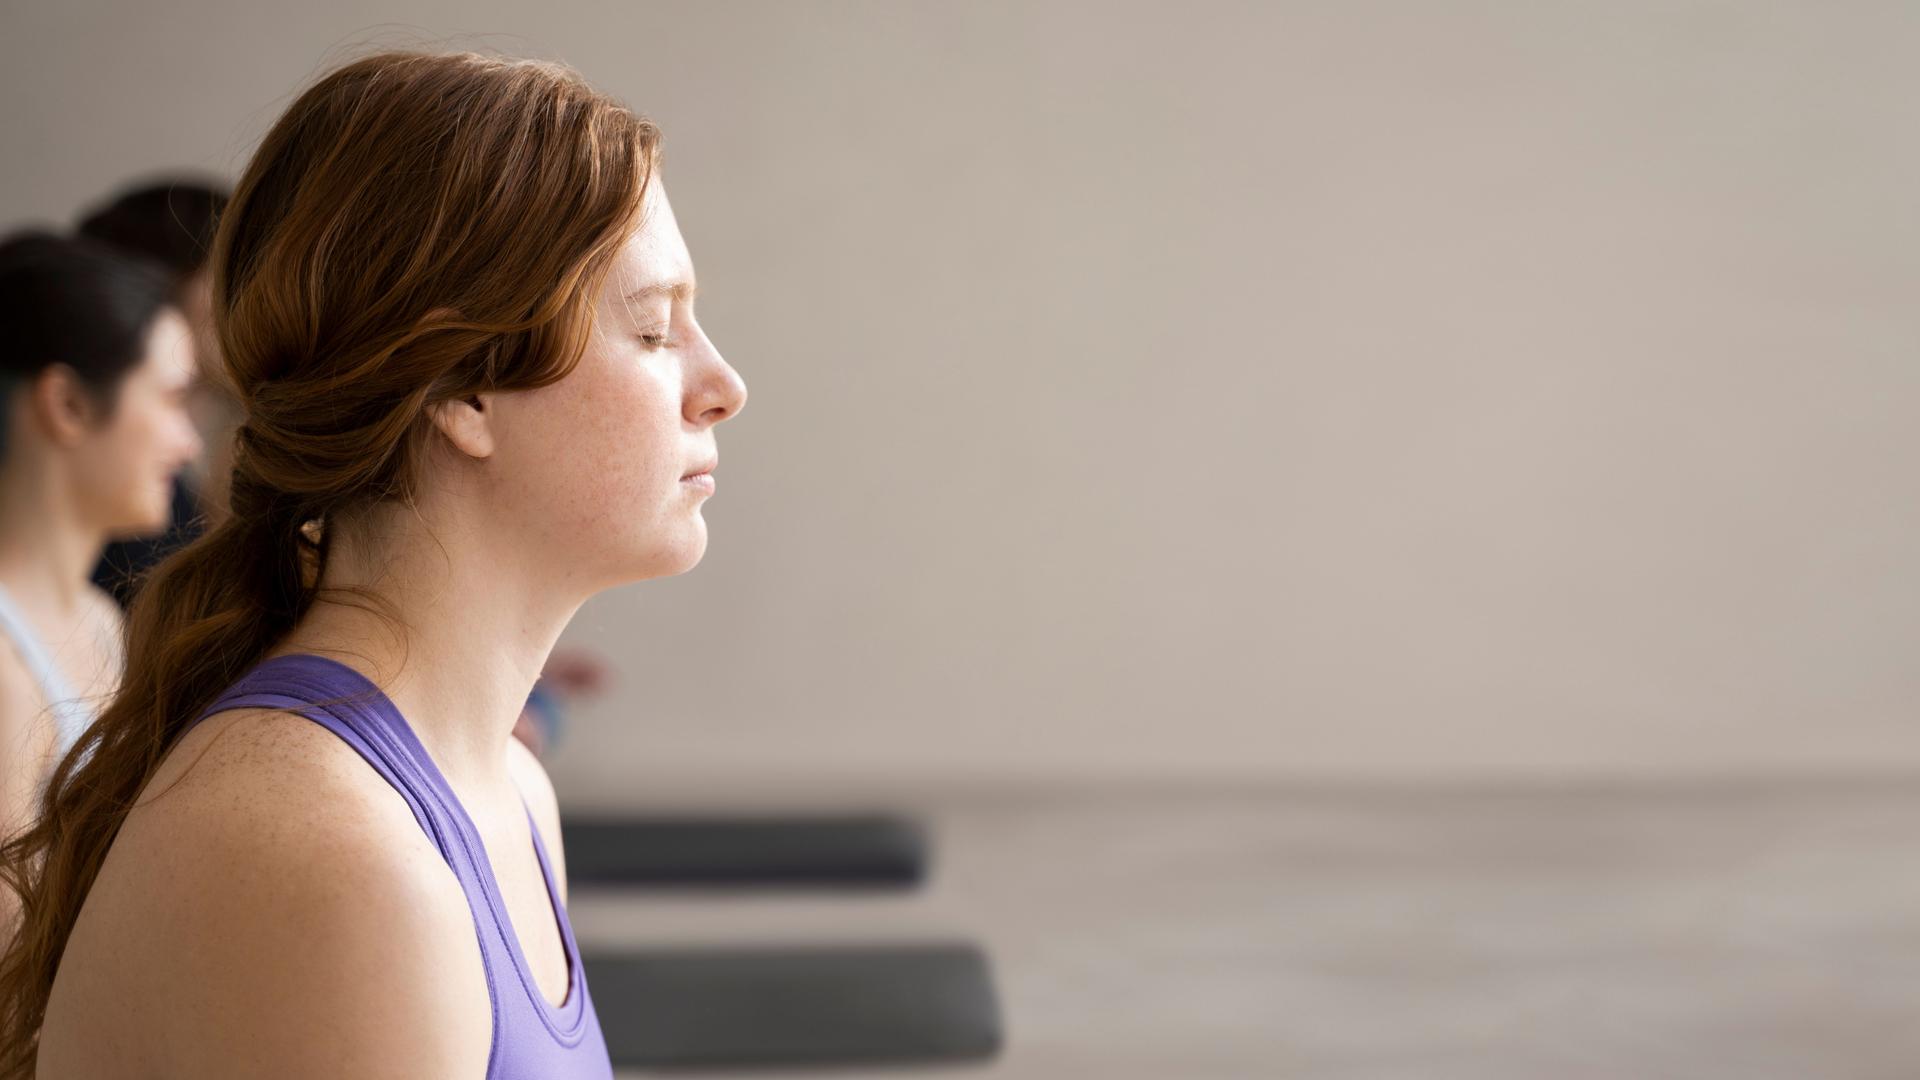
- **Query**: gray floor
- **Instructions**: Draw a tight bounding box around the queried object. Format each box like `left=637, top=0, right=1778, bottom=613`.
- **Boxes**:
left=569, top=782, right=1920, bottom=1079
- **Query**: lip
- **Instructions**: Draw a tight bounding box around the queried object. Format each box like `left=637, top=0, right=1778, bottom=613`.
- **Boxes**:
left=681, top=463, right=717, bottom=494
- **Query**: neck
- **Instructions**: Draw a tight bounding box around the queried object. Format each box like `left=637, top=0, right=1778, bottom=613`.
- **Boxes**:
left=0, top=452, right=108, bottom=615
left=276, top=504, right=585, bottom=795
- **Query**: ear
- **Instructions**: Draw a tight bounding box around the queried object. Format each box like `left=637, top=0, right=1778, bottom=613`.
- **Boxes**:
left=425, top=392, right=497, bottom=461
left=30, top=365, right=99, bottom=447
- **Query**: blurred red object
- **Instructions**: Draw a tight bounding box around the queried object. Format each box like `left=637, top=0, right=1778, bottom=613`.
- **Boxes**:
left=542, top=648, right=612, bottom=699
left=510, top=647, right=613, bottom=757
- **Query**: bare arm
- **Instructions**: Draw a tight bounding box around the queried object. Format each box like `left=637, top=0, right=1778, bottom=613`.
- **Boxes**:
left=36, top=711, right=492, bottom=1079
left=158, top=824, right=489, bottom=1078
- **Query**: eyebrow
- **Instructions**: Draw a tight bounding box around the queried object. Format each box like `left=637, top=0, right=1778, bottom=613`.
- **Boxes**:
left=624, top=280, right=698, bottom=303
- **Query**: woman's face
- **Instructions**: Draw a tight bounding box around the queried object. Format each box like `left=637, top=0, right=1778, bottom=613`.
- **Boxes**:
left=488, top=182, right=748, bottom=590
left=71, top=308, right=204, bottom=535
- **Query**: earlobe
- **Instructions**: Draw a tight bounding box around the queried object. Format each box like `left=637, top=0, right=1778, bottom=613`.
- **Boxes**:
left=426, top=393, right=496, bottom=461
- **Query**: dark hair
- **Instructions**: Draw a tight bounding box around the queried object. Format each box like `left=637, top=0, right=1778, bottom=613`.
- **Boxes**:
left=76, top=179, right=230, bottom=283
left=0, top=51, right=658, bottom=1072
left=0, top=230, right=178, bottom=456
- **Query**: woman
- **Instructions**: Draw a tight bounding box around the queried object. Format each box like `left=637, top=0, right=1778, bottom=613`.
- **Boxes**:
left=0, top=51, right=746, bottom=1078
left=77, top=179, right=234, bottom=604
left=0, top=233, right=202, bottom=841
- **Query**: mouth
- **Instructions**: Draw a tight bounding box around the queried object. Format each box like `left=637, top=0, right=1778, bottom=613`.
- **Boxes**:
left=681, top=460, right=717, bottom=493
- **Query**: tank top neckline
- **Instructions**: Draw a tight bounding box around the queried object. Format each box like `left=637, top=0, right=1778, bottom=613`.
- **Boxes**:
left=225, top=651, right=587, bottom=1035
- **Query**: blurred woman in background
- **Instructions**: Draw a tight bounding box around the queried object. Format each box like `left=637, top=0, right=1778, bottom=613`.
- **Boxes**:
left=0, top=50, right=744, bottom=1078
left=0, top=232, right=202, bottom=842
left=77, top=180, right=234, bottom=605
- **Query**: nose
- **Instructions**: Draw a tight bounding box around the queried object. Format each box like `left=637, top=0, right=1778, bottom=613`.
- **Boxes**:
left=686, top=327, right=747, bottom=428
left=179, top=419, right=205, bottom=467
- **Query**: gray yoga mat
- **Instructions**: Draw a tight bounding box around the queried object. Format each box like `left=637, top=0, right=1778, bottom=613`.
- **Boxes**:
left=561, top=815, right=929, bottom=888
left=585, top=942, right=1003, bottom=1070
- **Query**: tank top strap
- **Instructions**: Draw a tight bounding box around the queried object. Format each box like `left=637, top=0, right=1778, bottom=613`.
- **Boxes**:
left=524, top=797, right=589, bottom=987
left=191, top=652, right=609, bottom=1078
left=191, top=652, right=454, bottom=851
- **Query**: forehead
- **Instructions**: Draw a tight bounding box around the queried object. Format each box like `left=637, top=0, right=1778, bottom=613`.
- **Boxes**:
left=608, top=182, right=692, bottom=297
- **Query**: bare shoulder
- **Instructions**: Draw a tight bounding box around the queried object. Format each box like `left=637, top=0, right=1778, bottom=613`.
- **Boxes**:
left=38, top=708, right=491, bottom=1079
left=505, top=733, right=568, bottom=901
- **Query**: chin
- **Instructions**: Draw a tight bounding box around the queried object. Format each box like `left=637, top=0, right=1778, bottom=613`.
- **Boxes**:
left=661, top=541, right=709, bottom=578
left=141, top=496, right=175, bottom=531
left=633, top=532, right=710, bottom=582
left=109, top=501, right=173, bottom=539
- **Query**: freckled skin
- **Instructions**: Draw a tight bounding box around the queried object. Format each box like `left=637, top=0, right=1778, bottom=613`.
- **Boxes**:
left=489, top=184, right=747, bottom=592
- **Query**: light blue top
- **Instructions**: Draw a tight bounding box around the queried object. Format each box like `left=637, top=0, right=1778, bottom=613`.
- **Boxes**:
left=0, top=582, right=98, bottom=775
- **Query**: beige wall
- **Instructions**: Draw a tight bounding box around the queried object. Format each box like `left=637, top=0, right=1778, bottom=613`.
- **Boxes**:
left=6, top=2, right=1917, bottom=796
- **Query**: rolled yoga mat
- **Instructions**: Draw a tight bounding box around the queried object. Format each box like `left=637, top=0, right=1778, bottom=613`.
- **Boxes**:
left=584, top=942, right=1003, bottom=1069
left=561, top=815, right=929, bottom=888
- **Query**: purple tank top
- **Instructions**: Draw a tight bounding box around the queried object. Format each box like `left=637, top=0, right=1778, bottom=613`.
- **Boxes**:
left=192, top=653, right=612, bottom=1079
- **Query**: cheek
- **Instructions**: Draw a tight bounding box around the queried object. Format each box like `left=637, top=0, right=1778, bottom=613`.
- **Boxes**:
left=580, top=372, right=679, bottom=506
left=95, top=403, right=159, bottom=474
left=71, top=407, right=167, bottom=522
left=510, top=358, right=681, bottom=528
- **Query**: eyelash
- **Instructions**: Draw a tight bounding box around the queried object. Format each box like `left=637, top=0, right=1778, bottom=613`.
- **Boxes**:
left=639, top=332, right=672, bottom=349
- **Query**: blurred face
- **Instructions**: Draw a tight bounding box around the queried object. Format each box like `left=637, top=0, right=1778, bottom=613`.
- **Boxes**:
left=70, top=308, right=204, bottom=535
left=488, top=182, right=748, bottom=589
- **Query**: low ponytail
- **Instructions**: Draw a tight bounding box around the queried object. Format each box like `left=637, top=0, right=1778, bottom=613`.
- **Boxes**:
left=223, top=446, right=327, bottom=629
left=0, top=487, right=313, bottom=1073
